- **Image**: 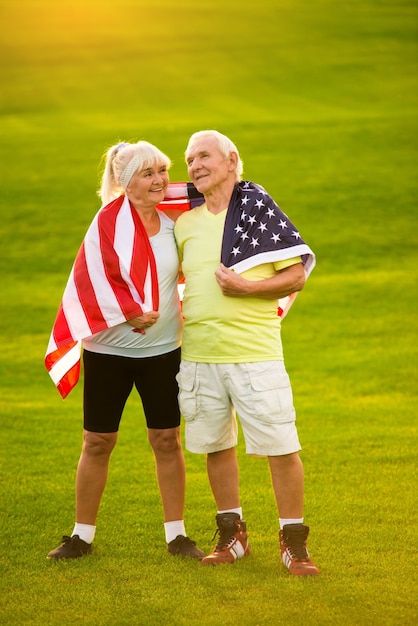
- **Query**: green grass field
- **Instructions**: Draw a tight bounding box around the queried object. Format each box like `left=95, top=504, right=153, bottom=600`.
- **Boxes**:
left=1, top=0, right=417, bottom=624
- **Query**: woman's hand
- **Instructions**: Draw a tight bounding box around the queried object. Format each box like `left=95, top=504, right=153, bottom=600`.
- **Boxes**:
left=127, top=312, right=160, bottom=334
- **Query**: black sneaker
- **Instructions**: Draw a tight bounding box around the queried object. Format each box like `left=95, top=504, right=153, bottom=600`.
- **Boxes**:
left=47, top=535, right=92, bottom=560
left=167, top=535, right=205, bottom=560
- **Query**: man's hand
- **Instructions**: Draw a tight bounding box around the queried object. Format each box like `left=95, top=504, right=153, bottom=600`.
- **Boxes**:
left=214, top=262, right=305, bottom=299
left=214, top=264, right=251, bottom=296
left=127, top=311, right=160, bottom=334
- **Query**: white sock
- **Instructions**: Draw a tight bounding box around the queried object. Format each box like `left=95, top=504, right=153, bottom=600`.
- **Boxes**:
left=72, top=523, right=96, bottom=544
left=164, top=520, right=186, bottom=544
left=279, top=518, right=303, bottom=530
left=218, top=507, right=243, bottom=518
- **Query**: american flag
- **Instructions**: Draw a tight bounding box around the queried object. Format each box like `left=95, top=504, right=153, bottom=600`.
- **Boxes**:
left=45, top=185, right=204, bottom=399
left=221, top=181, right=315, bottom=316
left=45, top=181, right=314, bottom=398
left=158, top=182, right=204, bottom=211
left=45, top=194, right=161, bottom=399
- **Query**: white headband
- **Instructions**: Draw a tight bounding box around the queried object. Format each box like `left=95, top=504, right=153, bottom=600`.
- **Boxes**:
left=120, top=155, right=140, bottom=189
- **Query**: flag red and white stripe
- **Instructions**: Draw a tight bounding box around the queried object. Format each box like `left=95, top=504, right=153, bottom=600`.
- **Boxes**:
left=45, top=194, right=159, bottom=399
left=157, top=182, right=204, bottom=212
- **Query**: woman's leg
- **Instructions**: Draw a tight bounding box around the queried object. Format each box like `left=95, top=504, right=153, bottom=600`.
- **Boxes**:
left=75, top=429, right=118, bottom=524
left=148, top=426, right=185, bottom=522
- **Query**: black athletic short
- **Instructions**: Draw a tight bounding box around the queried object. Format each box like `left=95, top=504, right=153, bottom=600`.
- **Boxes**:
left=83, top=348, right=181, bottom=433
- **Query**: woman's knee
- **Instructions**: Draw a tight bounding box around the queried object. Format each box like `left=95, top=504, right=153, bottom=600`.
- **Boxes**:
left=148, top=427, right=181, bottom=455
left=82, top=430, right=118, bottom=457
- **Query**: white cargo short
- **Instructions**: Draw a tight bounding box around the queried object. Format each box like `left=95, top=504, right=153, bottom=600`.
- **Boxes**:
left=176, top=360, right=302, bottom=456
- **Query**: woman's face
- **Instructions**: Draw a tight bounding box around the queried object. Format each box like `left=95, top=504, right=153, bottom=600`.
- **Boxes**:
left=126, top=162, right=169, bottom=208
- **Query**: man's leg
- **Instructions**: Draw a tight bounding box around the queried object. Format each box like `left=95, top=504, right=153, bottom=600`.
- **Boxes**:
left=268, top=451, right=304, bottom=518
left=268, top=452, right=319, bottom=576
left=202, top=447, right=250, bottom=564
left=206, top=447, right=240, bottom=511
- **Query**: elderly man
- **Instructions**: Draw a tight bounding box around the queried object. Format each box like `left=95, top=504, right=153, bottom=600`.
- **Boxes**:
left=174, top=130, right=319, bottom=575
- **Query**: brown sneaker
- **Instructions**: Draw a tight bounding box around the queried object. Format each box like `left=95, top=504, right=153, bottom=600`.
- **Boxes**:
left=279, top=524, right=319, bottom=576
left=47, top=535, right=92, bottom=560
left=167, top=535, right=205, bottom=560
left=201, top=513, right=250, bottom=565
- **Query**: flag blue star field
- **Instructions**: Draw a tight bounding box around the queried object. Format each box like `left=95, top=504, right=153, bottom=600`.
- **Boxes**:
left=221, top=181, right=315, bottom=277
left=160, top=180, right=315, bottom=318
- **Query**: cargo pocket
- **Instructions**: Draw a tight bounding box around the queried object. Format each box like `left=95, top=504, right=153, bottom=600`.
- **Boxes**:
left=176, top=361, right=199, bottom=422
left=248, top=365, right=295, bottom=424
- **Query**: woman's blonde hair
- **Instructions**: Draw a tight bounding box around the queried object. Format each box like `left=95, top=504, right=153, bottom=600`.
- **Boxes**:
left=98, top=141, right=171, bottom=205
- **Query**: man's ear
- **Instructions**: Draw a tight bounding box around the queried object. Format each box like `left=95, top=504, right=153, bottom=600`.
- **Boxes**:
left=228, top=151, right=239, bottom=171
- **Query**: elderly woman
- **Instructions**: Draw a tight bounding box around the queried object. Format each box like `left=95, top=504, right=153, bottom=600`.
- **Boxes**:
left=46, top=141, right=203, bottom=560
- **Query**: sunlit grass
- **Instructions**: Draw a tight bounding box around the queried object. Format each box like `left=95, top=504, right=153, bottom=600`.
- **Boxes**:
left=1, top=0, right=417, bottom=624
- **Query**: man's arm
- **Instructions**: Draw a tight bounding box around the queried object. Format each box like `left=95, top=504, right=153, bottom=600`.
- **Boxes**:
left=214, top=262, right=305, bottom=299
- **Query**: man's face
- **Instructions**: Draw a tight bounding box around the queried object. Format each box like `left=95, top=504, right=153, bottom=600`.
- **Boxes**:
left=186, top=136, right=235, bottom=195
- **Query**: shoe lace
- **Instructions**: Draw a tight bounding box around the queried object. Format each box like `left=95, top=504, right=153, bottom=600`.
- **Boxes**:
left=286, top=539, right=309, bottom=562
left=212, top=527, right=236, bottom=551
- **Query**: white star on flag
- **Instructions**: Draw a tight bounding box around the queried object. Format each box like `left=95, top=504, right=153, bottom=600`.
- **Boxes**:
left=220, top=181, right=316, bottom=320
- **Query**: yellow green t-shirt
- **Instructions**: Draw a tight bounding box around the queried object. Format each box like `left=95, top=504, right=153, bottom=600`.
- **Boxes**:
left=174, top=204, right=301, bottom=362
